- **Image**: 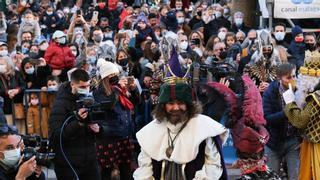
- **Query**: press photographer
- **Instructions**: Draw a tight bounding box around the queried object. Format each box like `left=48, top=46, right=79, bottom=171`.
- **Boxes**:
left=48, top=69, right=101, bottom=180
left=0, top=124, right=44, bottom=180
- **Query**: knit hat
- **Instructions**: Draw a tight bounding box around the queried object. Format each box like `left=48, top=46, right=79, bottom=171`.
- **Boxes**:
left=97, top=58, right=119, bottom=79
left=291, top=25, right=303, bottom=37
left=136, top=12, right=148, bottom=24
left=158, top=82, right=193, bottom=105
left=164, top=11, right=178, bottom=32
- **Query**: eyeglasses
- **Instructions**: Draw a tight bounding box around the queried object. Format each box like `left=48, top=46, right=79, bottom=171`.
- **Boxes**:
left=0, top=124, right=18, bottom=135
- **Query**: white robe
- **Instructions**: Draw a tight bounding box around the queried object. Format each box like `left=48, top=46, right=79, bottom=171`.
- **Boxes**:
left=133, top=114, right=229, bottom=180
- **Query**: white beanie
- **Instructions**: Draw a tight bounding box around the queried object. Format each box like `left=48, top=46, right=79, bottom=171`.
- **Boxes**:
left=97, top=58, right=119, bottom=79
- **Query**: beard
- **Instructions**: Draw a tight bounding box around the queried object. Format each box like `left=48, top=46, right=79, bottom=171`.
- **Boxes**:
left=165, top=110, right=189, bottom=125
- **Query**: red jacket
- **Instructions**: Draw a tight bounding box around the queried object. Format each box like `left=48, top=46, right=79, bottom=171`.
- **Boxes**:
left=44, top=42, right=75, bottom=70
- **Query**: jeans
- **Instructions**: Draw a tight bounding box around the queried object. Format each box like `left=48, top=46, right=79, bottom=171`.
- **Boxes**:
left=265, top=137, right=300, bottom=180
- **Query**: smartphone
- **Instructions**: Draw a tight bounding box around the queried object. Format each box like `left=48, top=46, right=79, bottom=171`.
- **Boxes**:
left=92, top=11, right=99, bottom=21
left=76, top=9, right=81, bottom=16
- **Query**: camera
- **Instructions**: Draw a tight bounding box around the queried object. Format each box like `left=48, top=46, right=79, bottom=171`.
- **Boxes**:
left=200, top=61, right=237, bottom=82
left=22, top=135, right=55, bottom=167
left=76, top=95, right=113, bottom=123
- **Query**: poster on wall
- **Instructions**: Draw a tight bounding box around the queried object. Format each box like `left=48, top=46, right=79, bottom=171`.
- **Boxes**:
left=274, top=0, right=320, bottom=19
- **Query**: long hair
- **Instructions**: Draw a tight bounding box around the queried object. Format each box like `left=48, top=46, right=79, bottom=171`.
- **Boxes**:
left=152, top=101, right=203, bottom=123
left=101, top=77, right=113, bottom=96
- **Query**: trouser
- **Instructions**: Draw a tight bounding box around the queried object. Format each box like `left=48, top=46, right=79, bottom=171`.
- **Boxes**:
left=101, top=163, right=133, bottom=180
left=265, top=137, right=300, bottom=180
left=54, top=159, right=101, bottom=180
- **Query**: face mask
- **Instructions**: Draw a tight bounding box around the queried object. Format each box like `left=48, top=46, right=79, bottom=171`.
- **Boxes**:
left=0, top=148, right=21, bottom=167
left=104, top=32, right=113, bottom=39
left=191, top=38, right=200, bottom=45
left=263, top=52, right=272, bottom=59
left=24, top=19, right=33, bottom=24
left=238, top=39, right=244, bottom=44
left=215, top=12, right=222, bottom=18
left=47, top=11, right=53, bottom=15
left=25, top=67, right=35, bottom=75
left=224, top=9, right=229, bottom=14
left=88, top=56, right=97, bottom=64
left=295, top=36, right=304, bottom=43
left=29, top=52, right=39, bottom=59
left=22, top=47, right=29, bottom=54
left=0, top=65, right=6, bottom=73
left=0, top=50, right=8, bottom=56
left=218, top=31, right=227, bottom=41
left=94, top=35, right=103, bottom=42
left=118, top=58, right=129, bottom=66
left=176, top=7, right=182, bottom=11
left=180, top=41, right=188, bottom=50
left=197, top=11, right=202, bottom=17
left=306, top=43, right=316, bottom=51
left=274, top=32, right=285, bottom=41
left=234, top=18, right=243, bottom=26
left=30, top=99, right=39, bottom=106
left=177, top=17, right=185, bottom=24
left=48, top=85, right=58, bottom=91
left=219, top=51, right=227, bottom=59
left=57, top=37, right=66, bottom=45
left=77, top=88, right=89, bottom=96
left=39, top=43, right=48, bottom=51
left=71, top=50, right=77, bottom=57
left=109, top=76, right=119, bottom=85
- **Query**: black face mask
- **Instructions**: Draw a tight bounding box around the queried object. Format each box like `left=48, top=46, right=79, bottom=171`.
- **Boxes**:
left=219, top=51, right=228, bottom=59
left=109, top=76, right=119, bottom=85
left=118, top=58, right=129, bottom=67
left=197, top=11, right=202, bottom=17
left=191, top=38, right=201, bottom=45
left=306, top=43, right=316, bottom=51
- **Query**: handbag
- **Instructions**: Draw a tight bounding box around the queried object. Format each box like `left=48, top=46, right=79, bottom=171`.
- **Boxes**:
left=13, top=103, right=25, bottom=119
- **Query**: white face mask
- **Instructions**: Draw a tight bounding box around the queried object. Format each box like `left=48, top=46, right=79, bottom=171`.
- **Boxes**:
left=30, top=99, right=39, bottom=106
left=215, top=12, right=222, bottom=18
left=234, top=18, right=243, bottom=26
left=224, top=9, right=229, bottom=14
left=180, top=41, right=188, bottom=50
left=218, top=31, right=227, bottom=41
left=48, top=85, right=58, bottom=91
left=25, top=67, right=35, bottom=75
left=177, top=17, right=185, bottom=24
left=274, top=32, right=286, bottom=41
left=47, top=11, right=53, bottom=15
left=39, top=43, right=48, bottom=51
left=0, top=50, right=8, bottom=56
left=77, top=88, right=89, bottom=95
left=0, top=64, right=6, bottom=74
left=0, top=148, right=21, bottom=167
left=57, top=37, right=66, bottom=44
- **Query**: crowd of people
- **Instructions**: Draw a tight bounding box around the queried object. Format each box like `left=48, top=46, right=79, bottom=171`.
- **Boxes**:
left=0, top=0, right=319, bottom=179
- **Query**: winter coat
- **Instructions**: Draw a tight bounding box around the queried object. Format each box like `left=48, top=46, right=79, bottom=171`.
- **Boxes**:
left=44, top=42, right=75, bottom=70
left=263, top=81, right=298, bottom=150
left=230, top=23, right=250, bottom=34
left=93, top=84, right=134, bottom=143
left=48, top=82, right=97, bottom=166
left=287, top=41, right=306, bottom=69
left=0, top=162, right=45, bottom=180
left=26, top=106, right=49, bottom=138
left=135, top=26, right=159, bottom=47
left=17, top=20, right=41, bottom=45
left=24, top=65, right=51, bottom=89
left=40, top=13, right=61, bottom=34
left=0, top=72, right=26, bottom=114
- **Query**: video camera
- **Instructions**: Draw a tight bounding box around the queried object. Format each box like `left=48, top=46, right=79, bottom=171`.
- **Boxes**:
left=76, top=95, right=113, bottom=123
left=199, top=61, right=237, bottom=81
left=22, top=135, right=55, bottom=167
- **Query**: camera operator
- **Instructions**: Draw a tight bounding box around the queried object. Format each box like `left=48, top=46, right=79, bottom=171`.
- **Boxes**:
left=48, top=69, right=101, bottom=180
left=0, top=124, right=44, bottom=180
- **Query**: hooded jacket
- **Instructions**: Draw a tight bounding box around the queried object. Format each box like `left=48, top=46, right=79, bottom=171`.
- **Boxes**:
left=44, top=41, right=75, bottom=70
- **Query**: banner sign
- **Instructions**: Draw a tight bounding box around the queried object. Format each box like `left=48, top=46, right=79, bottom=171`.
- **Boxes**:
left=274, top=0, right=320, bottom=19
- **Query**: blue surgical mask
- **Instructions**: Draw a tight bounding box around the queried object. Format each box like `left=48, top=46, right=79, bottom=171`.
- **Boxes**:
left=77, top=88, right=90, bottom=95
left=0, top=148, right=21, bottom=167
left=22, top=47, right=29, bottom=54
left=25, top=67, right=35, bottom=75
left=88, top=56, right=97, bottom=64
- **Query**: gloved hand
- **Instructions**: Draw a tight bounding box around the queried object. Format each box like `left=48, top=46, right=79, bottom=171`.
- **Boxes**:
left=282, top=83, right=295, bottom=104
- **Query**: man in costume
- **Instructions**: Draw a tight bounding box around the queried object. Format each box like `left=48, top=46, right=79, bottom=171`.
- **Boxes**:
left=133, top=36, right=229, bottom=179
left=282, top=50, right=320, bottom=180
left=245, top=29, right=282, bottom=93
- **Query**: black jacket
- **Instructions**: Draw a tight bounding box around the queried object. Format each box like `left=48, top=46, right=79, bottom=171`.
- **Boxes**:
left=0, top=162, right=45, bottom=180
left=48, top=82, right=97, bottom=167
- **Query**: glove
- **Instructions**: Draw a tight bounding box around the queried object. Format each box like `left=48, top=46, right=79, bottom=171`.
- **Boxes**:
left=282, top=83, right=295, bottom=104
